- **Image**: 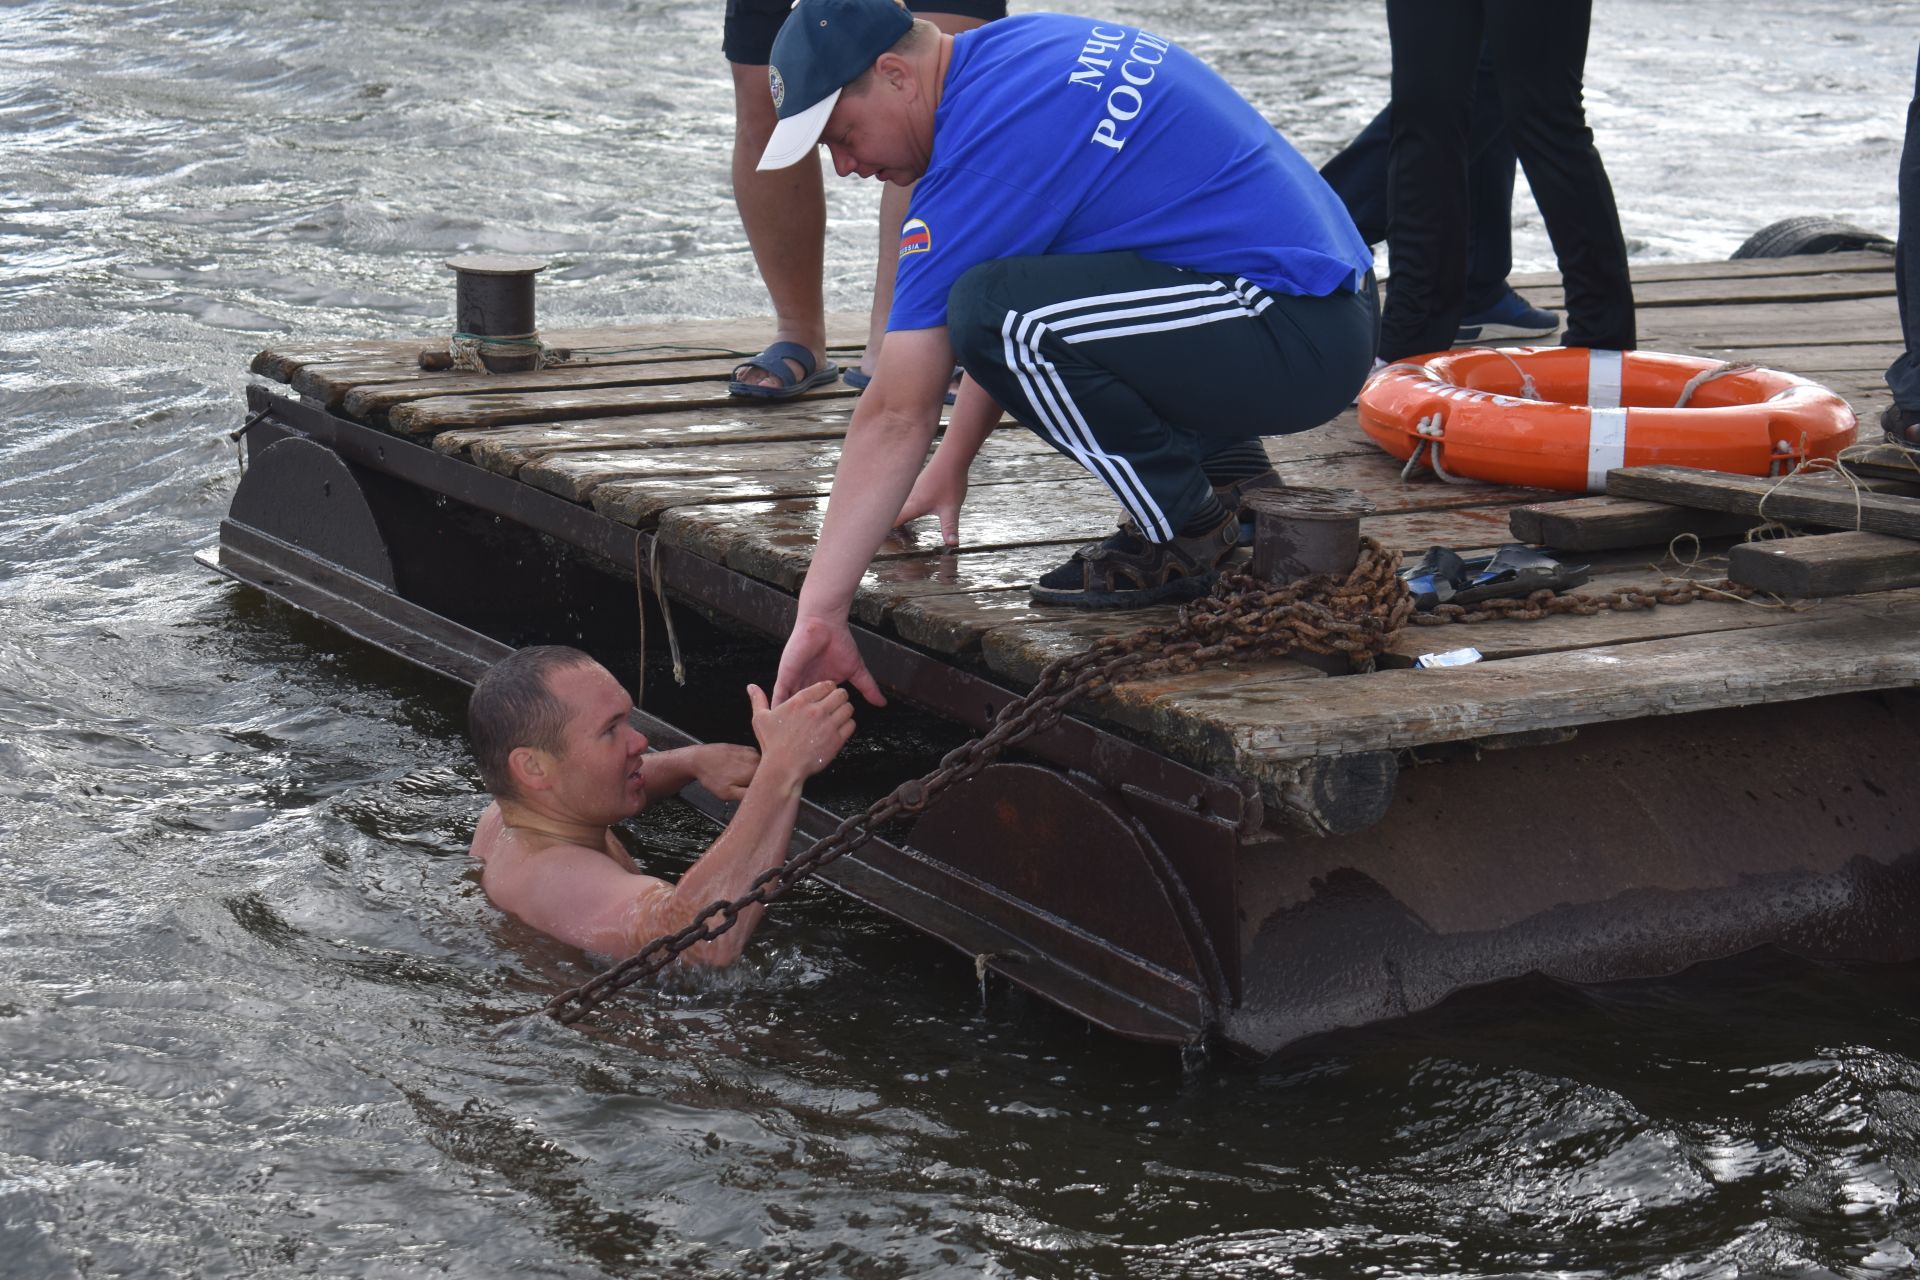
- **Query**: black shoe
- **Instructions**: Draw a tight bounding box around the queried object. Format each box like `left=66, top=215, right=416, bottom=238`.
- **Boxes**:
left=1882, top=401, right=1920, bottom=453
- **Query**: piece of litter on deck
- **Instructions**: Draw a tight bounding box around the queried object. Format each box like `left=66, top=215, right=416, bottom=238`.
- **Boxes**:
left=1416, top=647, right=1483, bottom=669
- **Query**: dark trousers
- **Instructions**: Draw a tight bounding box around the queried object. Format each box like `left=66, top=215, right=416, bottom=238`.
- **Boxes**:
left=1888, top=45, right=1920, bottom=411
left=1379, top=0, right=1635, bottom=361
left=1321, top=51, right=1516, bottom=314
left=947, top=253, right=1378, bottom=542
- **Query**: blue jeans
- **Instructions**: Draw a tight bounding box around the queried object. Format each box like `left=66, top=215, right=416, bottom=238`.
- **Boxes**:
left=1320, top=51, right=1517, bottom=315
left=1887, top=44, right=1920, bottom=412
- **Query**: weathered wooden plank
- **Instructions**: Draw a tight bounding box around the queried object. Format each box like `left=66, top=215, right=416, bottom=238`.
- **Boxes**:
left=653, top=465, right=1535, bottom=603
left=1728, top=531, right=1920, bottom=596
left=1061, top=663, right=1338, bottom=764
left=1522, top=268, right=1893, bottom=314
left=881, top=507, right=1531, bottom=661
left=1842, top=443, right=1920, bottom=484
left=1364, top=504, right=1532, bottom=554
left=1607, top=464, right=1920, bottom=541
left=656, top=480, right=1127, bottom=589
left=304, top=354, right=743, bottom=410
left=255, top=326, right=740, bottom=385
left=255, top=312, right=873, bottom=387
left=1635, top=297, right=1894, bottom=348
left=329, top=357, right=748, bottom=420
left=856, top=546, right=1080, bottom=633
left=439, top=400, right=1375, bottom=467
left=527, top=439, right=848, bottom=500
left=891, top=546, right=1806, bottom=675
left=1508, top=496, right=1751, bottom=551
left=590, top=439, right=1076, bottom=523
left=435, top=403, right=861, bottom=467
left=1507, top=251, right=1891, bottom=291
left=1276, top=451, right=1549, bottom=507
left=252, top=337, right=434, bottom=384
left=387, top=379, right=861, bottom=435
left=1380, top=577, right=1814, bottom=666
left=975, top=579, right=1812, bottom=790
left=1153, top=593, right=1920, bottom=766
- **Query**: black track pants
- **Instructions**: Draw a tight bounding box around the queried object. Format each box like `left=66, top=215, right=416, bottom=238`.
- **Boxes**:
left=1380, top=0, right=1635, bottom=360
left=946, top=252, right=1378, bottom=542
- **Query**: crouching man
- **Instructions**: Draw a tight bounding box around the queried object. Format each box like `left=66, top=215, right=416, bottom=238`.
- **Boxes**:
left=467, top=645, right=854, bottom=966
left=762, top=0, right=1377, bottom=705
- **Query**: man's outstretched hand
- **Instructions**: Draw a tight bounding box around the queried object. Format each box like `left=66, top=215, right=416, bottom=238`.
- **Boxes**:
left=772, top=615, right=886, bottom=707
left=747, top=680, right=856, bottom=783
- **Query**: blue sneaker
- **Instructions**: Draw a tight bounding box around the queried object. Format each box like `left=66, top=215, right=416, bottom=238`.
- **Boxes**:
left=1454, top=289, right=1560, bottom=345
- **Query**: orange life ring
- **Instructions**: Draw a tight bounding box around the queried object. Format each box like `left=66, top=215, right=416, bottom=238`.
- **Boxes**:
left=1356, top=347, right=1857, bottom=493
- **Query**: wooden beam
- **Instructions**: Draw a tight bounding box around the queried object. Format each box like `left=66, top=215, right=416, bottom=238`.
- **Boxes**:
left=1194, top=595, right=1920, bottom=765
left=1729, top=531, right=1920, bottom=596
left=1506, top=251, right=1891, bottom=290
left=1843, top=443, right=1920, bottom=485
left=1606, top=465, right=1920, bottom=542
left=1508, top=496, right=1750, bottom=551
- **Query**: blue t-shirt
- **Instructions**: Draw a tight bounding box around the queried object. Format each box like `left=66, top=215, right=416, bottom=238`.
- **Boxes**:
left=889, top=13, right=1371, bottom=332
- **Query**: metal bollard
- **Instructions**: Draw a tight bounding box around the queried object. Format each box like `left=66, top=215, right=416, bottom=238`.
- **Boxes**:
left=445, top=253, right=548, bottom=372
left=1245, top=485, right=1375, bottom=674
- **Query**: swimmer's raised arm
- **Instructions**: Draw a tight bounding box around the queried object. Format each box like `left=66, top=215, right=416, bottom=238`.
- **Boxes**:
left=653, top=681, right=853, bottom=966
left=466, top=647, right=853, bottom=969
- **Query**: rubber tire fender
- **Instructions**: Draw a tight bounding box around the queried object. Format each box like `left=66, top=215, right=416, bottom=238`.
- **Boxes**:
left=1730, top=215, right=1893, bottom=259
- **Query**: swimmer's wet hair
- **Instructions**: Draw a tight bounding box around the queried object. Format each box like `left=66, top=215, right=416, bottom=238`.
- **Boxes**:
left=468, top=644, right=595, bottom=798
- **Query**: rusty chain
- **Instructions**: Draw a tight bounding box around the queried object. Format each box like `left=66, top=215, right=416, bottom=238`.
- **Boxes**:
left=541, top=537, right=1414, bottom=1026
left=1411, top=575, right=1757, bottom=625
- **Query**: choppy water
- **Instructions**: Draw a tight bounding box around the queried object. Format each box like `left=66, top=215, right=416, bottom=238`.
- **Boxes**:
left=4, top=0, right=1920, bottom=1275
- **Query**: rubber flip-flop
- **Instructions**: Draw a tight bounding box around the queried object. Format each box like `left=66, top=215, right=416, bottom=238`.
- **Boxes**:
left=728, top=340, right=842, bottom=400
left=1399, top=545, right=1469, bottom=610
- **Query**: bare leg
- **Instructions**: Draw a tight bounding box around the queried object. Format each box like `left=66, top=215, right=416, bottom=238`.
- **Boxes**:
left=858, top=11, right=992, bottom=377
left=731, top=61, right=828, bottom=388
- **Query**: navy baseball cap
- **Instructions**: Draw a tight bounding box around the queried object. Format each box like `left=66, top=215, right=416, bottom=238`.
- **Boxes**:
left=757, top=0, right=915, bottom=170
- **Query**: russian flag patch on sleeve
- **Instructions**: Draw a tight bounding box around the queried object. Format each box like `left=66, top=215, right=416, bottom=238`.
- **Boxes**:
left=898, top=217, right=931, bottom=258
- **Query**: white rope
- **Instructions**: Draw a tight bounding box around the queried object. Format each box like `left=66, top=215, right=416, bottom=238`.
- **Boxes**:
left=1673, top=361, right=1758, bottom=409
left=1751, top=447, right=1866, bottom=538
left=649, top=537, right=686, bottom=688
left=1485, top=347, right=1541, bottom=400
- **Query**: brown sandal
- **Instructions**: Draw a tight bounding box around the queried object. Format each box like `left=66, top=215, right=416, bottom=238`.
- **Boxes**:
left=1030, top=508, right=1239, bottom=608
left=1212, top=468, right=1283, bottom=547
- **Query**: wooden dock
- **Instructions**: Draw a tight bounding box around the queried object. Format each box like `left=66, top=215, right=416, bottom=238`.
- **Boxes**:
left=223, top=249, right=1920, bottom=1053
left=252, top=250, right=1920, bottom=793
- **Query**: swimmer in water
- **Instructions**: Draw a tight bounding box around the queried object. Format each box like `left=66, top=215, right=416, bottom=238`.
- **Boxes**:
left=467, top=645, right=853, bottom=966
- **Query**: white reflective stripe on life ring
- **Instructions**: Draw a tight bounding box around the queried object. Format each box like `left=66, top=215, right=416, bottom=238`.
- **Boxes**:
left=1587, top=406, right=1630, bottom=491
left=1588, top=348, right=1624, bottom=410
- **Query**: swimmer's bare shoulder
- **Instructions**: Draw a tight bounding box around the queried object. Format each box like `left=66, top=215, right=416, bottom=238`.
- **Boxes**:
left=469, top=801, right=673, bottom=959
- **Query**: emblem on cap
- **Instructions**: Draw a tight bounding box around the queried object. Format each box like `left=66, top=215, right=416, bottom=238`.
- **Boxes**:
left=769, top=66, right=786, bottom=111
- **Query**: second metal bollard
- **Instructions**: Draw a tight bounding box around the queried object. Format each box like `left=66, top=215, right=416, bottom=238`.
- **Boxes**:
left=1245, top=486, right=1376, bottom=674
